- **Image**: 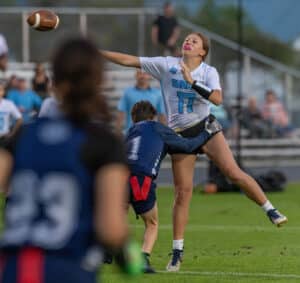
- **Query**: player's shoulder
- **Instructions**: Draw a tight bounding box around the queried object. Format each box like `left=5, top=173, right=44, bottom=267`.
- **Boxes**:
left=123, top=86, right=137, bottom=94
left=1, top=98, right=15, bottom=107
left=148, top=87, right=162, bottom=95
left=201, top=62, right=218, bottom=74
left=128, top=120, right=156, bottom=133
left=164, top=56, right=181, bottom=73
left=42, top=96, right=57, bottom=104
left=165, top=56, right=181, bottom=64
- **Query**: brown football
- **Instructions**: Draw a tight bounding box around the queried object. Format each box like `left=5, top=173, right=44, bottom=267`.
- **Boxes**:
left=27, top=10, right=59, bottom=31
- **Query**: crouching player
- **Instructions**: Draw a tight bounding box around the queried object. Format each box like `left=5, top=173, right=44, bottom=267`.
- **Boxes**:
left=126, top=101, right=222, bottom=273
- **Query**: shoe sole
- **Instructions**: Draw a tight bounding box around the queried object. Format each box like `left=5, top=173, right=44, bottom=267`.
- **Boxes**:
left=166, top=261, right=181, bottom=272
left=276, top=217, right=288, bottom=227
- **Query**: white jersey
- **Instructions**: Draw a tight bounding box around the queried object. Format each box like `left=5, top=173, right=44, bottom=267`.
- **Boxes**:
left=0, top=98, right=22, bottom=136
left=39, top=97, right=62, bottom=119
left=140, top=56, right=221, bottom=130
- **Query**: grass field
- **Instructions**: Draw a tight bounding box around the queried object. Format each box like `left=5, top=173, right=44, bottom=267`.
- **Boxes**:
left=102, top=183, right=300, bottom=283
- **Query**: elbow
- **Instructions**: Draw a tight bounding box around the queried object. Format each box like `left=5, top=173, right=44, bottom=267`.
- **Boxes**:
left=210, top=90, right=223, bottom=105
left=214, top=97, right=223, bottom=105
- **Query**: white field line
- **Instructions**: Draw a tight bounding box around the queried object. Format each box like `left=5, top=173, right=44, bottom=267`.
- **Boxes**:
left=157, top=270, right=300, bottom=279
left=130, top=224, right=299, bottom=231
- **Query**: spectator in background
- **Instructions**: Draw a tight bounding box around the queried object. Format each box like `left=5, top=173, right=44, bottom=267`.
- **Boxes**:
left=210, top=103, right=232, bottom=135
left=7, top=78, right=42, bottom=123
left=5, top=75, right=19, bottom=93
left=32, top=62, right=50, bottom=99
left=0, top=34, right=8, bottom=72
left=151, top=2, right=180, bottom=56
left=116, top=70, right=166, bottom=133
left=262, top=89, right=293, bottom=137
left=0, top=81, right=22, bottom=145
left=242, top=96, right=273, bottom=138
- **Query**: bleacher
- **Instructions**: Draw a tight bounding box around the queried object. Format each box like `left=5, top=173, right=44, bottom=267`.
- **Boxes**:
left=3, top=62, right=300, bottom=170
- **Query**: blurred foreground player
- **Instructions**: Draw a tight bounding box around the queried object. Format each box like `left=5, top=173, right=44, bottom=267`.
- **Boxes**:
left=0, top=38, right=143, bottom=283
left=126, top=101, right=222, bottom=273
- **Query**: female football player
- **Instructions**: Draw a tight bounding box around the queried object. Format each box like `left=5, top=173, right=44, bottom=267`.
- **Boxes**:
left=100, top=32, right=287, bottom=271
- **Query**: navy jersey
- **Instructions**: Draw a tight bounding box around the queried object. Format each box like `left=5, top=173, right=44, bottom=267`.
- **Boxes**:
left=126, top=120, right=210, bottom=178
left=0, top=118, right=126, bottom=262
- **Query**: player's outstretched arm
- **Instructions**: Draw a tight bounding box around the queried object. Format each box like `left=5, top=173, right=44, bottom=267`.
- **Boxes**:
left=101, top=50, right=141, bottom=68
left=154, top=119, right=222, bottom=153
left=0, top=149, right=13, bottom=195
left=94, top=164, right=129, bottom=248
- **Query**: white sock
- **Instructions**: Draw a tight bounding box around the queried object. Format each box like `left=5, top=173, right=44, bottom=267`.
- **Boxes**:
left=173, top=239, right=184, bottom=250
left=261, top=200, right=274, bottom=212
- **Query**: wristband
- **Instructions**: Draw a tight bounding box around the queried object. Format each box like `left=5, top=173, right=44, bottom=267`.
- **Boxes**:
left=191, top=80, right=212, bottom=100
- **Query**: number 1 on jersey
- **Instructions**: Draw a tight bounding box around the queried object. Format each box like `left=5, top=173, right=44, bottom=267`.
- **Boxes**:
left=177, top=91, right=196, bottom=114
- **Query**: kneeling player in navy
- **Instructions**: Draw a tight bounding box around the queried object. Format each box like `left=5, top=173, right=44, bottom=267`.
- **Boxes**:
left=0, top=38, right=143, bottom=283
left=126, top=101, right=222, bottom=273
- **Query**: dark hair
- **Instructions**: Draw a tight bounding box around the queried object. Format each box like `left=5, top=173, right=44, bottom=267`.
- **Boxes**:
left=192, top=32, right=210, bottom=60
left=131, top=101, right=157, bottom=123
left=164, top=2, right=172, bottom=8
left=265, top=89, right=275, bottom=96
left=52, top=37, right=111, bottom=124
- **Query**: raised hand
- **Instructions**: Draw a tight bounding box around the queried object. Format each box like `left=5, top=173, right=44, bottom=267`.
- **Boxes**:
left=180, top=61, right=194, bottom=85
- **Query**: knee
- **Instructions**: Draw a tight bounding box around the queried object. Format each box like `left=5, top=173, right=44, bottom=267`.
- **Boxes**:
left=174, top=185, right=193, bottom=206
left=145, top=216, right=158, bottom=228
left=224, top=168, right=244, bottom=184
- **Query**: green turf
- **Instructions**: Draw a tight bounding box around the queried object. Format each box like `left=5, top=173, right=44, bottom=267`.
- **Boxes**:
left=102, top=183, right=300, bottom=283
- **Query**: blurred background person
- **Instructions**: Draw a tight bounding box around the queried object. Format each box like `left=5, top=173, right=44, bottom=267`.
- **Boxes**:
left=31, top=62, right=50, bottom=99
left=241, top=96, right=274, bottom=138
left=7, top=77, right=42, bottom=123
left=116, top=69, right=166, bottom=133
left=0, top=80, right=22, bottom=145
left=0, top=33, right=8, bottom=72
left=210, top=103, right=232, bottom=136
left=5, top=75, right=19, bottom=94
left=151, top=2, right=180, bottom=56
left=0, top=37, right=142, bottom=283
left=262, top=89, right=294, bottom=137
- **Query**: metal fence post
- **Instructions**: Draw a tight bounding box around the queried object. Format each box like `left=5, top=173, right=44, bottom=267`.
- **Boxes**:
left=284, top=73, right=293, bottom=117
left=22, top=11, right=30, bottom=62
left=138, top=12, right=145, bottom=56
left=79, top=13, right=87, bottom=36
left=243, top=54, right=251, bottom=98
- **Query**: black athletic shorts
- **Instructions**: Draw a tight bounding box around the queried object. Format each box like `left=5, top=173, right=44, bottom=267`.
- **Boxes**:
left=176, top=114, right=220, bottom=154
left=129, top=174, right=156, bottom=215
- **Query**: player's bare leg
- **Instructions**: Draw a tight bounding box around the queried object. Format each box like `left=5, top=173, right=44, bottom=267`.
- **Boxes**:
left=141, top=204, right=158, bottom=254
left=140, top=203, right=158, bottom=273
left=166, top=154, right=197, bottom=271
left=203, top=132, right=287, bottom=226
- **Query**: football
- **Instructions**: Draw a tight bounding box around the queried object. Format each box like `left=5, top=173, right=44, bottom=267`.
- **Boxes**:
left=27, top=10, right=59, bottom=31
